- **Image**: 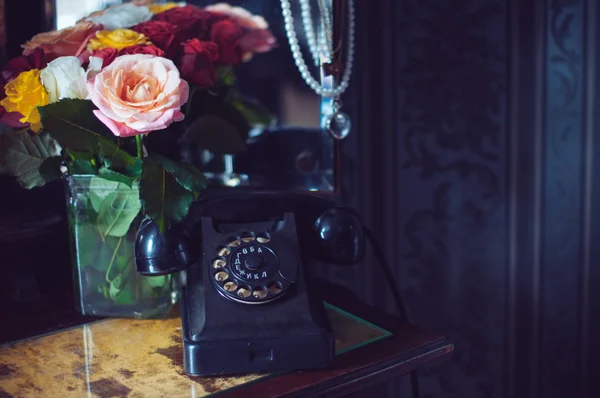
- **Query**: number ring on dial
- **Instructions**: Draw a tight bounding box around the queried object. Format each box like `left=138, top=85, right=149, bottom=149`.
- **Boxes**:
left=211, top=234, right=290, bottom=305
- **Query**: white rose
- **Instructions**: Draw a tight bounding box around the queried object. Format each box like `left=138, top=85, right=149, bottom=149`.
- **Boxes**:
left=85, top=3, right=152, bottom=31
left=41, top=56, right=103, bottom=102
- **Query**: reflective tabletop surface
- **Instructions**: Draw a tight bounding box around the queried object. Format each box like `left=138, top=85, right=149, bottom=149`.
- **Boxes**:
left=0, top=304, right=390, bottom=397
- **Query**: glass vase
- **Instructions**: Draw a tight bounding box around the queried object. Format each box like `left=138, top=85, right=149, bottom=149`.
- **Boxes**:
left=64, top=174, right=177, bottom=318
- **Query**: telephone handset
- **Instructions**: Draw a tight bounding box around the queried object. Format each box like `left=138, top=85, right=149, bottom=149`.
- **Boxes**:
left=134, top=191, right=365, bottom=376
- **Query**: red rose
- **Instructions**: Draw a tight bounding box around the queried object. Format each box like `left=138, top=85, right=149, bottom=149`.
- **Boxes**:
left=1, top=48, right=47, bottom=82
left=119, top=44, right=165, bottom=57
left=131, top=20, right=178, bottom=55
left=0, top=48, right=46, bottom=128
left=182, top=38, right=218, bottom=56
left=179, top=39, right=219, bottom=88
left=91, top=47, right=119, bottom=68
left=210, top=20, right=244, bottom=65
left=153, top=6, right=227, bottom=39
left=0, top=111, right=27, bottom=128
left=0, top=79, right=28, bottom=128
left=92, top=45, right=165, bottom=68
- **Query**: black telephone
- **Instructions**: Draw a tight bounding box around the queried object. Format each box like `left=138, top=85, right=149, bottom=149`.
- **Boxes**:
left=134, top=191, right=365, bottom=376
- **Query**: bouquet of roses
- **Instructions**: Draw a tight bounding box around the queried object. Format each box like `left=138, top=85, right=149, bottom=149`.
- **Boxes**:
left=0, top=2, right=276, bottom=315
left=0, top=1, right=276, bottom=231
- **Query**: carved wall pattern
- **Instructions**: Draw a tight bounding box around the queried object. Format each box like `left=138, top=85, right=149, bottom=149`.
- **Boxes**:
left=343, top=0, right=599, bottom=396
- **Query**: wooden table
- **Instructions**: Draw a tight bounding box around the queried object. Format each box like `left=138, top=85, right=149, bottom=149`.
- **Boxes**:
left=0, top=280, right=453, bottom=398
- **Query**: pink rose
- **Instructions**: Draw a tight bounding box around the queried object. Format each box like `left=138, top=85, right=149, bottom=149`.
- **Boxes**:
left=205, top=3, right=269, bottom=30
left=239, top=29, right=277, bottom=60
left=205, top=3, right=276, bottom=60
left=22, top=22, right=101, bottom=62
left=87, top=54, right=189, bottom=137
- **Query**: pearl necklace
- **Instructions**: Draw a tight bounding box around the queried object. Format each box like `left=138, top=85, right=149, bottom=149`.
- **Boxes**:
left=301, top=0, right=334, bottom=67
left=280, top=0, right=355, bottom=139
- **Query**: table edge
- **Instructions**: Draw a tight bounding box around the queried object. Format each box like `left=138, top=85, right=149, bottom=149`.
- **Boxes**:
left=216, top=336, right=454, bottom=398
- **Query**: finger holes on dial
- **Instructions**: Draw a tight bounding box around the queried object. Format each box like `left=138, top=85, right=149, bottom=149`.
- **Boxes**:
left=217, top=246, right=231, bottom=256
left=256, top=232, right=271, bottom=244
left=214, top=271, right=229, bottom=282
left=252, top=287, right=268, bottom=299
left=212, top=258, right=227, bottom=269
left=227, top=236, right=242, bottom=247
left=241, top=231, right=256, bottom=243
left=237, top=286, right=251, bottom=298
left=223, top=281, right=238, bottom=292
left=267, top=281, right=282, bottom=295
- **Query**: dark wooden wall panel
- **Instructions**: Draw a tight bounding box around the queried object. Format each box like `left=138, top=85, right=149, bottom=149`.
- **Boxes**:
left=541, top=2, right=584, bottom=398
left=582, top=0, right=600, bottom=395
left=341, top=0, right=600, bottom=396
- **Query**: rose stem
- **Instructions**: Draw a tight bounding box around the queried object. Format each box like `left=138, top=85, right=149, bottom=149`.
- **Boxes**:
left=105, top=237, right=123, bottom=283
left=135, top=134, right=144, bottom=159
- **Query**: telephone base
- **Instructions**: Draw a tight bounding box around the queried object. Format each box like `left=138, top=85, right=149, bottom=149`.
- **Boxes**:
left=182, top=332, right=335, bottom=376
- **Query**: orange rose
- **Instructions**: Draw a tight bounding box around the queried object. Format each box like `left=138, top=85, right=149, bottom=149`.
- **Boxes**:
left=22, top=22, right=101, bottom=62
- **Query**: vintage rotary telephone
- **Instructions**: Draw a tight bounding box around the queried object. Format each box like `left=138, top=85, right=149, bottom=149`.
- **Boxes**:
left=134, top=191, right=365, bottom=376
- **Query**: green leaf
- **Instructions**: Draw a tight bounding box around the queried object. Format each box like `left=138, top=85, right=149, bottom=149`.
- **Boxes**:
left=216, top=66, right=236, bottom=87
left=98, top=236, right=121, bottom=272
left=109, top=282, right=121, bottom=300
left=67, top=149, right=95, bottom=160
left=108, top=267, right=136, bottom=305
left=98, top=167, right=138, bottom=187
left=109, top=274, right=124, bottom=300
left=146, top=275, right=167, bottom=288
left=179, top=100, right=250, bottom=155
left=74, top=224, right=103, bottom=268
left=98, top=138, right=141, bottom=175
left=179, top=115, right=247, bottom=154
left=39, top=99, right=110, bottom=154
left=39, top=99, right=138, bottom=171
left=69, top=159, right=97, bottom=174
left=39, top=156, right=63, bottom=182
left=113, top=286, right=134, bottom=305
left=116, top=242, right=133, bottom=272
left=0, top=131, right=62, bottom=189
left=139, top=155, right=195, bottom=232
left=96, top=186, right=142, bottom=238
left=152, top=154, right=207, bottom=196
left=116, top=137, right=140, bottom=160
left=89, top=175, right=121, bottom=213
left=89, top=172, right=139, bottom=214
left=141, top=277, right=155, bottom=298
left=230, top=93, right=275, bottom=127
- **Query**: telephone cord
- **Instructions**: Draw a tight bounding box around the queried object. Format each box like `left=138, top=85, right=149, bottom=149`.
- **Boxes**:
left=362, top=225, right=421, bottom=398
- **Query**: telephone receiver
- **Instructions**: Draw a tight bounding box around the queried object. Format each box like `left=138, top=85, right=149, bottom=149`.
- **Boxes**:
left=135, top=191, right=366, bottom=277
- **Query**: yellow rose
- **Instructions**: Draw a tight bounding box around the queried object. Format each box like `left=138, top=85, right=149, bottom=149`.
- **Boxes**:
left=88, top=29, right=151, bottom=51
left=148, top=3, right=181, bottom=14
left=0, top=69, right=49, bottom=132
